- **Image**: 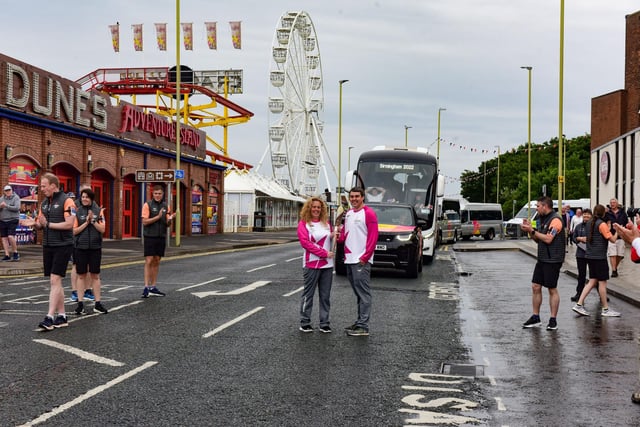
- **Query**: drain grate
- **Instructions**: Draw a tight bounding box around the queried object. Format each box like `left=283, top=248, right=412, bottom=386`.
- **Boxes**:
left=440, top=363, right=484, bottom=377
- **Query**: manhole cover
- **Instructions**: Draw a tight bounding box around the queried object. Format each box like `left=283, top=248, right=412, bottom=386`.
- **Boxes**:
left=441, top=363, right=484, bottom=377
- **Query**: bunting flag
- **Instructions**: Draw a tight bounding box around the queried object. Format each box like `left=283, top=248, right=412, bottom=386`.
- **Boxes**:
left=205, top=22, right=217, bottom=49
left=109, top=23, right=120, bottom=52
left=155, top=23, right=167, bottom=51
left=132, top=24, right=143, bottom=51
left=229, top=21, right=242, bottom=49
left=182, top=23, right=193, bottom=50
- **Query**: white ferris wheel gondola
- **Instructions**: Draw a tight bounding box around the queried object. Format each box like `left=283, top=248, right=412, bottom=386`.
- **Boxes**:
left=261, top=10, right=333, bottom=197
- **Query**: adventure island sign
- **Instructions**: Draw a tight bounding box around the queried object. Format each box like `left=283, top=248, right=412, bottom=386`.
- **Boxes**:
left=0, top=52, right=206, bottom=159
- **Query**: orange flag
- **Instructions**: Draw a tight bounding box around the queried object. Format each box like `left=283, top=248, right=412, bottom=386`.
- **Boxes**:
left=155, top=23, right=167, bottom=51
left=205, top=22, right=217, bottom=49
left=229, top=21, right=241, bottom=49
left=109, top=23, right=120, bottom=52
left=132, top=24, right=143, bottom=51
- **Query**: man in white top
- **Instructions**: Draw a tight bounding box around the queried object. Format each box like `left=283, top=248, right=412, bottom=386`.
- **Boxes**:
left=337, top=187, right=378, bottom=336
left=569, top=208, right=583, bottom=246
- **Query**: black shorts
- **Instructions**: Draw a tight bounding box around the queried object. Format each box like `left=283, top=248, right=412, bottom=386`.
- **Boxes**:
left=587, top=258, right=609, bottom=281
left=144, top=236, right=166, bottom=257
left=531, top=261, right=562, bottom=289
left=74, top=248, right=102, bottom=274
left=43, top=245, right=73, bottom=277
left=0, top=219, right=18, bottom=237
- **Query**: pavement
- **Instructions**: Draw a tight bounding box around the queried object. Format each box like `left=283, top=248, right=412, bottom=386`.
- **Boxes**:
left=1, top=231, right=638, bottom=308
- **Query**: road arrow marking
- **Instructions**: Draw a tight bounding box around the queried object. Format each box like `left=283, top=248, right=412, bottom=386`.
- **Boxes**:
left=192, top=280, right=270, bottom=298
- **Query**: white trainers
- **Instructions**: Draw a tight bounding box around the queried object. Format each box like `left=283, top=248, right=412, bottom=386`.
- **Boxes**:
left=601, top=308, right=621, bottom=317
left=572, top=304, right=589, bottom=316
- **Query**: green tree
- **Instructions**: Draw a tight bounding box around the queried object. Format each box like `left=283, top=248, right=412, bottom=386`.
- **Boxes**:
left=460, top=135, right=591, bottom=219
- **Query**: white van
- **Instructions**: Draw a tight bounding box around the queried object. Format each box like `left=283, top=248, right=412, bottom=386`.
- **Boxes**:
left=459, top=202, right=503, bottom=240
left=503, top=198, right=590, bottom=239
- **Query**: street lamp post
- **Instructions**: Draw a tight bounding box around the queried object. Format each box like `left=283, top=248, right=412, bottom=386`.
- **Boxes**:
left=404, top=125, right=412, bottom=148
left=521, top=66, right=532, bottom=220
left=338, top=79, right=349, bottom=197
left=495, top=145, right=500, bottom=204
left=437, top=108, right=446, bottom=168
left=558, top=0, right=565, bottom=208
left=348, top=146, right=354, bottom=170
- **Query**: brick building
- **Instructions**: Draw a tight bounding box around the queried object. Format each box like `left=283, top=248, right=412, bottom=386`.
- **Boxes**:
left=0, top=52, right=229, bottom=243
left=591, top=10, right=640, bottom=209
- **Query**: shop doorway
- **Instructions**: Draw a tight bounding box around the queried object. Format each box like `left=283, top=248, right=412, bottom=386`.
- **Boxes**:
left=90, top=170, right=111, bottom=238
left=122, top=176, right=138, bottom=238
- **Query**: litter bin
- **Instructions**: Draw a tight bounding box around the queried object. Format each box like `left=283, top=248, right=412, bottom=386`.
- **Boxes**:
left=253, top=211, right=266, bottom=232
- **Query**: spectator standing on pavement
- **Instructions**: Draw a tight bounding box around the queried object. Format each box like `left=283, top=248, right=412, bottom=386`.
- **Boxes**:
left=297, top=197, right=334, bottom=333
left=0, top=185, right=21, bottom=261
left=613, top=214, right=640, bottom=404
left=69, top=189, right=95, bottom=303
left=569, top=208, right=583, bottom=246
left=605, top=198, right=628, bottom=277
left=572, top=204, right=621, bottom=317
left=72, top=188, right=108, bottom=315
left=570, top=208, right=591, bottom=301
left=20, top=173, right=75, bottom=331
left=337, top=187, right=378, bottom=337
left=141, top=185, right=175, bottom=298
left=520, top=196, right=565, bottom=331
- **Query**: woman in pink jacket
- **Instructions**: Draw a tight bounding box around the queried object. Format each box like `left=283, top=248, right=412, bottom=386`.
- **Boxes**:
left=297, top=197, right=334, bottom=333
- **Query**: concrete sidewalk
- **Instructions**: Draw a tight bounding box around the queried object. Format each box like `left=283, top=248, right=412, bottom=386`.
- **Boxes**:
left=454, top=238, right=640, bottom=309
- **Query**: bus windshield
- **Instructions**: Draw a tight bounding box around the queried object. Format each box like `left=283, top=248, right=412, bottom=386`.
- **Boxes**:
left=356, top=157, right=437, bottom=226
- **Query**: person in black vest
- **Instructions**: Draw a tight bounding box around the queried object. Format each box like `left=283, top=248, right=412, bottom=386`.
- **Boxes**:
left=73, top=188, right=107, bottom=315
left=20, top=173, right=76, bottom=331
left=572, top=204, right=621, bottom=317
left=570, top=208, right=592, bottom=301
left=141, top=184, right=175, bottom=298
left=520, top=196, right=566, bottom=331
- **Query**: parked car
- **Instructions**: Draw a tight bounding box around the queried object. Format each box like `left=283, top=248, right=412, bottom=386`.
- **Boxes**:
left=335, top=203, right=424, bottom=278
left=438, top=210, right=461, bottom=244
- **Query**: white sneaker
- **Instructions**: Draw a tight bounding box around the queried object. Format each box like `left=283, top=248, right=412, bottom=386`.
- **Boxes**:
left=601, top=308, right=621, bottom=317
left=572, top=304, right=589, bottom=316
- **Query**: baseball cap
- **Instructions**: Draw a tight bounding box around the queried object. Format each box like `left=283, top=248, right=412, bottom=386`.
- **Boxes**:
left=3, top=185, right=11, bottom=191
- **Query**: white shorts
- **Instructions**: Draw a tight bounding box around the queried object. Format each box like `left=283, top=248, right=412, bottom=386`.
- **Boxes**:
left=607, top=239, right=626, bottom=257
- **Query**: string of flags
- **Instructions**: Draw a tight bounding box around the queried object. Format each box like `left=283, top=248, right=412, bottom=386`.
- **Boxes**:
left=441, top=136, right=579, bottom=156
left=108, top=21, right=242, bottom=53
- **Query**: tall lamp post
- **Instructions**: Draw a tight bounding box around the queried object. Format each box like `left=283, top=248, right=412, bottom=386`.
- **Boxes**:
left=521, top=66, right=532, bottom=220
left=495, top=145, right=500, bottom=204
left=338, top=79, right=349, bottom=197
left=557, top=0, right=565, bottom=208
left=404, top=125, right=412, bottom=148
left=348, top=146, right=354, bottom=170
left=437, top=108, right=446, bottom=169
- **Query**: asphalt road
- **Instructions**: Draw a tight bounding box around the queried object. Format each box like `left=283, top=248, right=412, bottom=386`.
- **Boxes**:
left=1, top=242, right=484, bottom=426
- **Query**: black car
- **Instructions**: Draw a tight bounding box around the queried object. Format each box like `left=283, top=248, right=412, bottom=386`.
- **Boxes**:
left=335, top=203, right=424, bottom=278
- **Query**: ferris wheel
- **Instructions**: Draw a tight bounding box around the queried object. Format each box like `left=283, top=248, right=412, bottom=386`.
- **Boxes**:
left=263, top=11, right=332, bottom=197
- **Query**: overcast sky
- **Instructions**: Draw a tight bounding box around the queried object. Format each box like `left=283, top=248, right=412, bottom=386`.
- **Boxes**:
left=1, top=0, right=638, bottom=197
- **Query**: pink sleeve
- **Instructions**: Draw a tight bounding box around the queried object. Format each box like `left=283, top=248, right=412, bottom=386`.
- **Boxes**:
left=360, top=207, right=379, bottom=263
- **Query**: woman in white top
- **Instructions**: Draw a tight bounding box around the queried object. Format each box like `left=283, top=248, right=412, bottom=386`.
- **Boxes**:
left=296, top=197, right=334, bottom=333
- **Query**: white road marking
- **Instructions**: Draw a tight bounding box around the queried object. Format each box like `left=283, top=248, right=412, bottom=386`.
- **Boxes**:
left=401, top=385, right=462, bottom=393
left=202, top=306, right=264, bottom=338
left=107, top=286, right=133, bottom=293
left=283, top=286, right=303, bottom=297
left=192, top=281, right=271, bottom=298
left=246, top=263, right=276, bottom=272
left=33, top=339, right=125, bottom=366
left=495, top=396, right=507, bottom=411
left=178, top=277, right=225, bottom=291
left=488, top=375, right=497, bottom=386
left=285, top=256, right=302, bottom=262
left=18, top=361, right=157, bottom=426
